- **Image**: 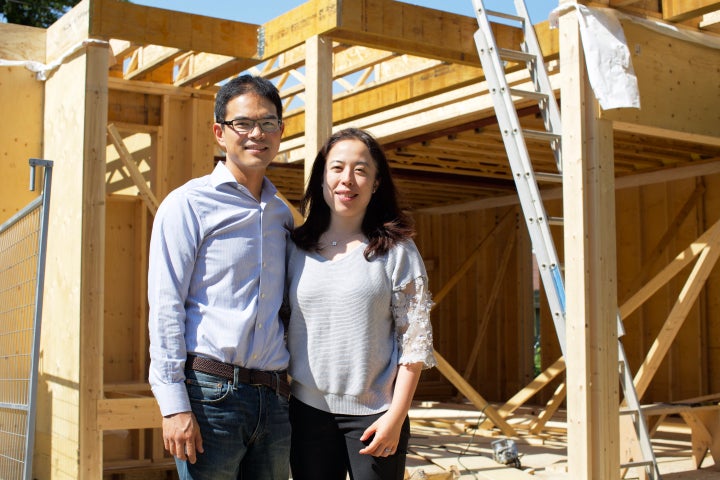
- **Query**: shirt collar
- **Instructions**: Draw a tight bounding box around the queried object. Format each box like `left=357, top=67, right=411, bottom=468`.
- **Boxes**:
left=210, top=161, right=278, bottom=198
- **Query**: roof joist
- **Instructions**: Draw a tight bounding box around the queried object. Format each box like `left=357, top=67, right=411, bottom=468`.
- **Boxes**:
left=662, top=0, right=720, bottom=22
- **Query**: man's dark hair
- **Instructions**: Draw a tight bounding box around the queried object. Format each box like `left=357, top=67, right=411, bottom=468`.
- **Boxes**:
left=214, top=75, right=283, bottom=123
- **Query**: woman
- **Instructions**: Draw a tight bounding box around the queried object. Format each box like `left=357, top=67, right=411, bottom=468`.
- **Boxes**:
left=286, top=128, right=437, bottom=480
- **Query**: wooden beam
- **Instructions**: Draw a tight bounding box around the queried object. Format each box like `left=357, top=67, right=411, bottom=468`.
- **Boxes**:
left=633, top=221, right=720, bottom=399
left=700, top=10, right=720, bottom=31
left=613, top=122, right=720, bottom=148
left=107, top=124, right=160, bottom=215
left=332, top=0, right=559, bottom=67
left=89, top=0, right=259, bottom=59
left=619, top=216, right=720, bottom=320
left=662, top=0, right=720, bottom=21
left=123, top=45, right=183, bottom=82
left=261, top=0, right=340, bottom=60
left=173, top=53, right=257, bottom=88
left=261, top=0, right=562, bottom=69
left=107, top=76, right=215, bottom=100
left=419, top=158, right=720, bottom=215
left=97, top=397, right=162, bottom=430
left=499, top=357, right=566, bottom=418
left=433, top=351, right=517, bottom=437
left=282, top=62, right=485, bottom=139
left=529, top=381, right=567, bottom=435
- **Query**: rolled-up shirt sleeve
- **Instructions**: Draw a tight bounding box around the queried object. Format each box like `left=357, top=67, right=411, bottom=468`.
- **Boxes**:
left=392, top=276, right=437, bottom=368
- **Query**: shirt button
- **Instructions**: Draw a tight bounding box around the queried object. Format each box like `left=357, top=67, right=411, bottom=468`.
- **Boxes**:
left=261, top=293, right=266, bottom=299
left=257, top=324, right=263, bottom=329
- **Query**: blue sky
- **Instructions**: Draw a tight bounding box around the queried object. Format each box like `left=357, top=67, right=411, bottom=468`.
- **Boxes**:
left=129, top=1, right=558, bottom=25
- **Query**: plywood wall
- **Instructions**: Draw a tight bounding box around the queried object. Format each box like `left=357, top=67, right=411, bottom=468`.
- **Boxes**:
left=617, top=173, right=720, bottom=402
left=536, top=173, right=720, bottom=405
left=414, top=206, right=536, bottom=402
left=413, top=171, right=720, bottom=407
left=0, top=23, right=45, bottom=223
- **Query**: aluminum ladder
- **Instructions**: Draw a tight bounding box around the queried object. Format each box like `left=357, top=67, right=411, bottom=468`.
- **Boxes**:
left=470, top=1, right=661, bottom=478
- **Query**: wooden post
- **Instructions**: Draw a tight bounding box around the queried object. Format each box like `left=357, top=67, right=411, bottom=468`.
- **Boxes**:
left=560, top=7, right=620, bottom=480
left=304, top=34, right=333, bottom=185
left=41, top=37, right=109, bottom=480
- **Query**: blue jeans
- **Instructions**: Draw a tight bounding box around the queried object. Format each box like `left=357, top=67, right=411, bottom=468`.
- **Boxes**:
left=175, top=369, right=291, bottom=480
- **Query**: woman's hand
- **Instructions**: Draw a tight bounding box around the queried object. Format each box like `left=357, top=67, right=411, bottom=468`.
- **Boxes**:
left=358, top=410, right=404, bottom=457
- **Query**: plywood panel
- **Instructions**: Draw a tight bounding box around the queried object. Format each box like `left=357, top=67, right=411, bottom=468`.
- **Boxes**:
left=104, top=198, right=144, bottom=384
left=616, top=186, right=645, bottom=374
left=666, top=179, right=704, bottom=400
left=0, top=22, right=45, bottom=226
left=0, top=66, right=43, bottom=222
left=159, top=96, right=194, bottom=198
left=601, top=21, right=720, bottom=142
left=704, top=174, right=720, bottom=394
left=413, top=208, right=533, bottom=403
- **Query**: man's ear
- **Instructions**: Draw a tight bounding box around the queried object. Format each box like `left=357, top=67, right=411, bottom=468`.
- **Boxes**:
left=213, top=123, right=226, bottom=149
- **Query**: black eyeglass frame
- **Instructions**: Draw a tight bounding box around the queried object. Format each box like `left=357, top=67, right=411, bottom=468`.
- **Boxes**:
left=217, top=117, right=283, bottom=133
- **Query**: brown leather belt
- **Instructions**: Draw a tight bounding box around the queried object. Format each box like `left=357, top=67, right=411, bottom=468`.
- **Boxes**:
left=186, top=354, right=290, bottom=399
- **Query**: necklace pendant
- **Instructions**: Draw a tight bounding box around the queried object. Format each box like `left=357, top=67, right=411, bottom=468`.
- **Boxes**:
left=331, top=241, right=338, bottom=246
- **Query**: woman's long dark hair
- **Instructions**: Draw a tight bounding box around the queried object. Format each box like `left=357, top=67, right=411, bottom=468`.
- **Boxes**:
left=291, top=128, right=414, bottom=259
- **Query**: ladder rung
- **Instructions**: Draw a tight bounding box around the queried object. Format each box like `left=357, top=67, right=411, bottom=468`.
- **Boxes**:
left=484, top=9, right=525, bottom=24
left=547, top=216, right=564, bottom=226
left=534, top=172, right=562, bottom=183
left=523, top=129, right=561, bottom=142
left=621, top=460, right=655, bottom=469
left=508, top=88, right=548, bottom=102
left=619, top=407, right=641, bottom=416
left=498, top=48, right=535, bottom=63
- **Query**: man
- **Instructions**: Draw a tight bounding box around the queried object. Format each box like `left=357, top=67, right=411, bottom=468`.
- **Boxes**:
left=148, top=75, right=292, bottom=480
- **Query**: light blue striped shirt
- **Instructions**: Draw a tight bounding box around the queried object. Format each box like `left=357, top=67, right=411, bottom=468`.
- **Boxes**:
left=148, top=162, right=293, bottom=416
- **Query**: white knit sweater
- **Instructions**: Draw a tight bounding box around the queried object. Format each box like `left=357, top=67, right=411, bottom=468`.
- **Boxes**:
left=286, top=239, right=436, bottom=415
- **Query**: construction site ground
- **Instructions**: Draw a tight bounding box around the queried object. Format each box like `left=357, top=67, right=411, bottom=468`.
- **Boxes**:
left=405, top=401, right=720, bottom=480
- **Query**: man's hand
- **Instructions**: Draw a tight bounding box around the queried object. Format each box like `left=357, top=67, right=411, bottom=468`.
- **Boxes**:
left=162, top=411, right=204, bottom=464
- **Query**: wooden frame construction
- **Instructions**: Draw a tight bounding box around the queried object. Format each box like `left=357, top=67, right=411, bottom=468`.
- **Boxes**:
left=0, top=0, right=719, bottom=478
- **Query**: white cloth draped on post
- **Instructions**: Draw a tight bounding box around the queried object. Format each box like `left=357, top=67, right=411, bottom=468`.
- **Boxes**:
left=549, top=3, right=640, bottom=110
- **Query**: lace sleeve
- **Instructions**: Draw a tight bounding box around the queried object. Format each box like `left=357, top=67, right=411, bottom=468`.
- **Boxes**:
left=392, top=277, right=437, bottom=369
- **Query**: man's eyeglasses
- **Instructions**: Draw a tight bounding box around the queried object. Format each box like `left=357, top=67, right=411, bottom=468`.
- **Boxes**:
left=218, top=117, right=282, bottom=133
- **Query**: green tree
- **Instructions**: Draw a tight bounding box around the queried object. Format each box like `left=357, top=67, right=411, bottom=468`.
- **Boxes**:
left=0, top=0, right=81, bottom=28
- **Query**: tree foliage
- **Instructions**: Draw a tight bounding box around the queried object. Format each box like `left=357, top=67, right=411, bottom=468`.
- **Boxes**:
left=0, top=0, right=82, bottom=28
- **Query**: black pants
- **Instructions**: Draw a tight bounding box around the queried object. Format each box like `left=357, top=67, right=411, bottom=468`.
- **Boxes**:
left=289, top=397, right=410, bottom=480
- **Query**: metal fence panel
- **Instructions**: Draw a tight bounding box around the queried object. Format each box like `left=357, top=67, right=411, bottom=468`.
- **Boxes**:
left=0, top=159, right=53, bottom=480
